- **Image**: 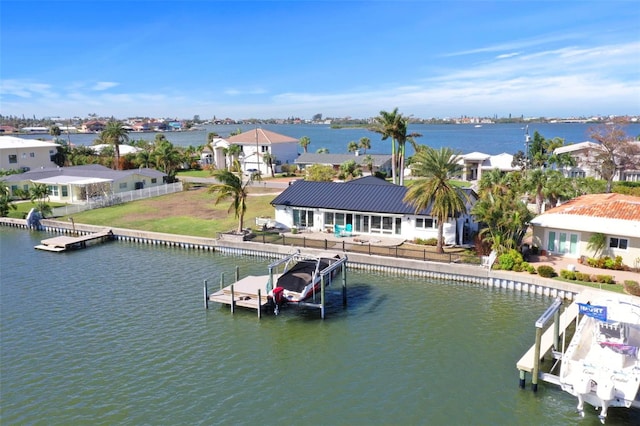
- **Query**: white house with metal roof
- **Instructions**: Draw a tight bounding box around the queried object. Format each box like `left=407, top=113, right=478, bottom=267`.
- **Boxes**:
left=270, top=176, right=479, bottom=245
left=295, top=152, right=393, bottom=176
left=4, top=164, right=167, bottom=204
left=0, top=136, right=59, bottom=171
left=530, top=193, right=640, bottom=266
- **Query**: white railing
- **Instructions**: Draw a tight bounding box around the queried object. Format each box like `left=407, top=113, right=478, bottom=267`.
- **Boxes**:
left=51, top=182, right=183, bottom=217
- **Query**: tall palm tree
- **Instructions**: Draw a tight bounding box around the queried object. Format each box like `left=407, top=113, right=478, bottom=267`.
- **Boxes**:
left=262, top=152, right=276, bottom=177
left=371, top=108, right=420, bottom=185
left=404, top=146, right=468, bottom=253
left=347, top=141, right=359, bottom=153
left=208, top=169, right=252, bottom=234
left=299, top=136, right=311, bottom=153
left=153, top=140, right=182, bottom=182
left=0, top=181, right=17, bottom=217
left=99, top=121, right=129, bottom=170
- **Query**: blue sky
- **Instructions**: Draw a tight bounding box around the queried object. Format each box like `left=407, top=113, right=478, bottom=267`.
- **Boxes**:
left=1, top=0, right=639, bottom=120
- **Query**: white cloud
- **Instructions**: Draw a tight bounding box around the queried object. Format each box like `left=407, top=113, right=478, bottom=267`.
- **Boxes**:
left=92, top=82, right=119, bottom=91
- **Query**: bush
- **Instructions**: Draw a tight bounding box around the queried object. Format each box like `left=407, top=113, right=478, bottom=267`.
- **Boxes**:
left=415, top=238, right=438, bottom=246
left=537, top=265, right=556, bottom=278
left=595, top=275, right=615, bottom=284
left=560, top=269, right=576, bottom=280
left=624, top=280, right=640, bottom=296
left=575, top=272, right=591, bottom=282
left=498, top=249, right=524, bottom=271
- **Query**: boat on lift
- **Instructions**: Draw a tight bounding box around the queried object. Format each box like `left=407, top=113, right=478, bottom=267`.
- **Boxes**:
left=558, top=294, right=640, bottom=423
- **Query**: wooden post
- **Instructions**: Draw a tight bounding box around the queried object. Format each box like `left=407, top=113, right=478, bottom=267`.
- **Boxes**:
left=342, top=262, right=347, bottom=307
left=532, top=326, right=542, bottom=392
left=220, top=272, right=224, bottom=290
left=519, top=370, right=526, bottom=389
left=235, top=266, right=240, bottom=282
left=320, top=275, right=326, bottom=320
left=230, top=284, right=235, bottom=314
left=257, top=288, right=262, bottom=319
left=203, top=279, right=209, bottom=309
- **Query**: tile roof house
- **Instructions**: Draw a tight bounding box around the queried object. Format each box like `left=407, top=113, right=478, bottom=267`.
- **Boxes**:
left=530, top=193, right=640, bottom=266
left=205, top=128, right=299, bottom=175
left=4, top=164, right=167, bottom=204
left=270, top=176, right=479, bottom=245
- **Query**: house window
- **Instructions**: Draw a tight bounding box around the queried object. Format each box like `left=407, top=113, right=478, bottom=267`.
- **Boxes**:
left=292, top=209, right=314, bottom=228
left=569, top=170, right=586, bottom=178
left=61, top=186, right=68, bottom=197
left=11, top=185, right=18, bottom=192
left=8, top=155, right=17, bottom=164
left=22, top=153, right=27, bottom=159
left=416, top=218, right=436, bottom=229
left=548, top=230, right=578, bottom=255
left=151, top=178, right=157, bottom=184
left=30, top=152, right=35, bottom=158
left=324, top=212, right=334, bottom=225
left=119, top=182, right=127, bottom=189
left=609, top=237, right=628, bottom=250
left=261, top=146, right=268, bottom=153
left=47, top=185, right=59, bottom=196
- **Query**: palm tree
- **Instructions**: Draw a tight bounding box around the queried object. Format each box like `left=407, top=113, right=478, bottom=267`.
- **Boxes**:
left=363, top=154, right=375, bottom=175
left=29, top=183, right=52, bottom=218
left=99, top=121, right=129, bottom=170
left=262, top=152, right=276, bottom=177
left=153, top=140, right=182, bottom=182
left=207, top=169, right=252, bottom=234
left=226, top=144, right=243, bottom=171
left=299, top=136, right=311, bottom=153
left=316, top=147, right=329, bottom=154
left=347, top=141, right=359, bottom=153
left=358, top=137, right=371, bottom=154
left=370, top=108, right=420, bottom=185
left=0, top=181, right=17, bottom=217
left=404, top=146, right=468, bottom=253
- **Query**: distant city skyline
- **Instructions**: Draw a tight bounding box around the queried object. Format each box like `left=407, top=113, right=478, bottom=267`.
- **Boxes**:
left=1, top=1, right=639, bottom=120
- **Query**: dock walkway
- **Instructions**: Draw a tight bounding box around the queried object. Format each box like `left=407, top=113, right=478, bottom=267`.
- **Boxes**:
left=35, top=229, right=113, bottom=252
left=208, top=275, right=275, bottom=310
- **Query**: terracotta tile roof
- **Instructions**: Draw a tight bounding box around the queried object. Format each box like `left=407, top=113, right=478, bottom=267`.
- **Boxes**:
left=543, top=193, right=640, bottom=221
left=226, top=128, right=298, bottom=145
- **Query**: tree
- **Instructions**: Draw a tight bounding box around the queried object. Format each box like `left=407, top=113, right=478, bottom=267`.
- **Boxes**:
left=358, top=137, right=371, bottom=154
left=0, top=181, right=17, bottom=217
left=98, top=121, right=129, bottom=170
left=207, top=169, right=253, bottom=234
left=305, top=164, right=335, bottom=181
left=153, top=140, right=182, bottom=182
left=363, top=154, right=375, bottom=174
left=587, top=232, right=607, bottom=258
left=347, top=141, right=359, bottom=154
left=29, top=183, right=52, bottom=218
left=472, top=170, right=532, bottom=253
left=299, top=136, right=311, bottom=153
left=49, top=125, right=61, bottom=141
left=262, top=152, right=276, bottom=177
left=404, top=146, right=468, bottom=253
left=371, top=108, right=421, bottom=186
left=225, top=144, right=243, bottom=171
left=587, top=122, right=640, bottom=192
left=338, top=160, right=362, bottom=181
left=316, top=147, right=329, bottom=154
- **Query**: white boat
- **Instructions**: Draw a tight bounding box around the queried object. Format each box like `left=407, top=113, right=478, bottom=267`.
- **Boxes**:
left=559, top=295, right=640, bottom=423
left=269, top=252, right=343, bottom=308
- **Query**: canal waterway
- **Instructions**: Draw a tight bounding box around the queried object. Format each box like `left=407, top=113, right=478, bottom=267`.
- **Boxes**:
left=1, top=227, right=638, bottom=425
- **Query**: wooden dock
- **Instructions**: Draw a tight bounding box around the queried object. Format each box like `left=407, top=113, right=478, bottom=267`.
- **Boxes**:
left=35, top=229, right=114, bottom=252
left=207, top=275, right=275, bottom=311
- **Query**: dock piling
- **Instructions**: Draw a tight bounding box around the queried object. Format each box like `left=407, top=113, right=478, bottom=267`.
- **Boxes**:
left=230, top=284, right=235, bottom=314
left=258, top=289, right=262, bottom=319
left=204, top=279, right=209, bottom=309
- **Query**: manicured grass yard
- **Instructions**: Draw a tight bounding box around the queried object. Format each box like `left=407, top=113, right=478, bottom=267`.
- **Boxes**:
left=60, top=187, right=278, bottom=238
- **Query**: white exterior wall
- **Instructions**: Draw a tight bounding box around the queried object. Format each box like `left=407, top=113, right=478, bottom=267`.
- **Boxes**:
left=0, top=139, right=58, bottom=171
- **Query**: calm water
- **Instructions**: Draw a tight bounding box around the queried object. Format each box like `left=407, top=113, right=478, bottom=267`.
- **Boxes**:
left=2, top=227, right=638, bottom=425
left=19, top=122, right=640, bottom=156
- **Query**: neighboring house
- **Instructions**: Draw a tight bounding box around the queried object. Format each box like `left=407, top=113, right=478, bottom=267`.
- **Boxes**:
left=206, top=128, right=299, bottom=175
left=553, top=141, right=640, bottom=181
left=530, top=193, right=640, bottom=266
left=91, top=144, right=141, bottom=155
left=4, top=164, right=167, bottom=204
left=80, top=121, right=106, bottom=133
left=294, top=152, right=392, bottom=176
left=0, top=136, right=59, bottom=171
left=458, top=152, right=518, bottom=181
left=270, top=176, right=479, bottom=245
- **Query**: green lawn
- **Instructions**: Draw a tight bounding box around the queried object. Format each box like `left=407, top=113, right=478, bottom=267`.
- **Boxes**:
left=58, top=188, right=278, bottom=238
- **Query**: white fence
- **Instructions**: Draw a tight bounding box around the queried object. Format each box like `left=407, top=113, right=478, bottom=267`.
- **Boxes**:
left=51, top=182, right=183, bottom=217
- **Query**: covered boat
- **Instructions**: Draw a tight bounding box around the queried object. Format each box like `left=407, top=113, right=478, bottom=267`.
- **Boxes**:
left=268, top=251, right=343, bottom=310
left=559, top=295, right=640, bottom=423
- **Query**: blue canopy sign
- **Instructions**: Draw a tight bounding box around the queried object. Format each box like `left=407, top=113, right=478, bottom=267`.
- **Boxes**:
left=578, top=303, right=608, bottom=321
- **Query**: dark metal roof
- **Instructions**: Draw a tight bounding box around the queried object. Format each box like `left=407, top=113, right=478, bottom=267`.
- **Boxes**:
left=271, top=176, right=476, bottom=215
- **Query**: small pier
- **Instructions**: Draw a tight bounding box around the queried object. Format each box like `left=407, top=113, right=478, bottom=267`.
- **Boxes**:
left=516, top=291, right=593, bottom=391
left=35, top=229, right=114, bottom=252
left=205, top=251, right=348, bottom=319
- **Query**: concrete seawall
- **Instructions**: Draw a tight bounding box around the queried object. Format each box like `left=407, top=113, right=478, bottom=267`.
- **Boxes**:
left=2, top=218, right=588, bottom=300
